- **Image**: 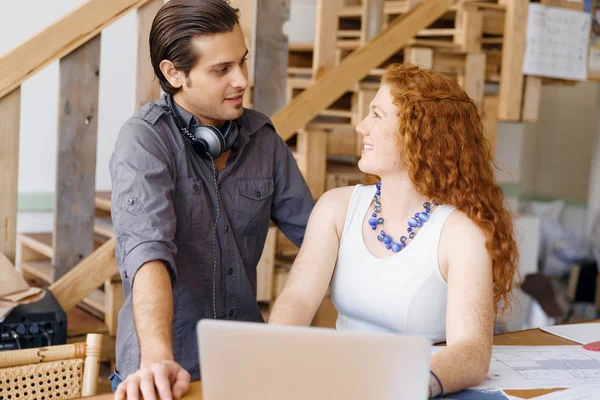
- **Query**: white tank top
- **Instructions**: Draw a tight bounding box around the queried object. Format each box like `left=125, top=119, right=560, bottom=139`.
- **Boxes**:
left=330, top=184, right=456, bottom=343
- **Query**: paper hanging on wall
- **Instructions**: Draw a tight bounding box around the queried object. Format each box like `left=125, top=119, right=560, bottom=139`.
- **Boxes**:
left=523, top=3, right=591, bottom=81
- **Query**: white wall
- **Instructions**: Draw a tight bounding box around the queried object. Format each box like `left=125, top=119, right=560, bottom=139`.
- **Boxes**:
left=588, top=85, right=600, bottom=236
left=498, top=82, right=600, bottom=240
left=283, top=0, right=316, bottom=43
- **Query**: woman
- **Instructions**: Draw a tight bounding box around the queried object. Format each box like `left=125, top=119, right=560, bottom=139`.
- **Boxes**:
left=268, top=64, right=519, bottom=398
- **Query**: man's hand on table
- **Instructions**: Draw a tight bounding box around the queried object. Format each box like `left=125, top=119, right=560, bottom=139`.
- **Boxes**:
left=114, top=360, right=191, bottom=400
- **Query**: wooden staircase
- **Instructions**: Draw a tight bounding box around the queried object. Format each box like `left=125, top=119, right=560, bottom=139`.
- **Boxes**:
left=17, top=192, right=121, bottom=333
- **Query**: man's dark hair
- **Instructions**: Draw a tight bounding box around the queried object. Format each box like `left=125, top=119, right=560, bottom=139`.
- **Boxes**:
left=150, top=0, right=240, bottom=95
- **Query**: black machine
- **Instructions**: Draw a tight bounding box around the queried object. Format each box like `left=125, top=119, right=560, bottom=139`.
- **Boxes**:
left=0, top=289, right=67, bottom=351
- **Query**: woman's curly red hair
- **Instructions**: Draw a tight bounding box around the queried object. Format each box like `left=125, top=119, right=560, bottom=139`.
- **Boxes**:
left=366, top=63, right=519, bottom=319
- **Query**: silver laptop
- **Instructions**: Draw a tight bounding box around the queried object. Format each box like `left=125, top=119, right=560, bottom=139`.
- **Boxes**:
left=197, top=319, right=431, bottom=400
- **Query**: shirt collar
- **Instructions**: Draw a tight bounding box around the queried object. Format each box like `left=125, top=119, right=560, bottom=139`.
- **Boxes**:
left=159, top=94, right=271, bottom=143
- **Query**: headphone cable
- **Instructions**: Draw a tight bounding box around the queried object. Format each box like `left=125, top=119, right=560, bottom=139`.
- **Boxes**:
left=207, top=154, right=221, bottom=320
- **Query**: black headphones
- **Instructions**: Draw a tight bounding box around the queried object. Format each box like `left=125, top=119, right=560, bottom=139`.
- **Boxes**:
left=167, top=95, right=239, bottom=159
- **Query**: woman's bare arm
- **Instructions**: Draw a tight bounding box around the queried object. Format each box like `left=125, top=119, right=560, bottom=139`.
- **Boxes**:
left=429, top=211, right=495, bottom=396
left=269, top=187, right=353, bottom=326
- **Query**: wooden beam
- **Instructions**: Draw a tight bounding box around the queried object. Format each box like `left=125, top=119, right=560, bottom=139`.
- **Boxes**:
left=522, top=76, right=542, bottom=123
left=313, top=0, right=344, bottom=80
left=482, top=9, right=505, bottom=36
left=482, top=96, right=500, bottom=156
left=327, top=127, right=358, bottom=158
left=498, top=0, right=529, bottom=121
left=272, top=0, right=456, bottom=141
left=362, top=0, right=385, bottom=44
left=136, top=0, right=163, bottom=108
left=454, top=9, right=483, bottom=52
left=354, top=89, right=378, bottom=157
left=50, top=238, right=118, bottom=312
left=256, top=226, right=277, bottom=303
left=104, top=277, right=124, bottom=337
left=252, top=0, right=290, bottom=116
left=0, top=0, right=154, bottom=100
left=462, top=52, right=486, bottom=110
left=541, top=0, right=584, bottom=11
left=0, top=88, right=20, bottom=264
left=296, top=130, right=328, bottom=198
left=404, top=47, right=434, bottom=69
left=53, top=35, right=101, bottom=280
left=230, top=0, right=255, bottom=107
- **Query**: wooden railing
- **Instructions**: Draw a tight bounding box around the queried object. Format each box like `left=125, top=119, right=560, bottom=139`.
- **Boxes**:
left=0, top=0, right=156, bottom=99
left=0, top=0, right=163, bottom=312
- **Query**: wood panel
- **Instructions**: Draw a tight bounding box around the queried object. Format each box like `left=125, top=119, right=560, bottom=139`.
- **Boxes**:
left=53, top=35, right=101, bottom=279
left=0, top=0, right=155, bottom=99
left=0, top=88, right=21, bottom=264
left=354, top=89, right=378, bottom=157
left=454, top=9, right=483, bottom=52
left=498, top=0, right=529, bottom=120
left=252, top=0, right=290, bottom=116
left=297, top=130, right=328, bottom=198
left=522, top=76, right=542, bottom=123
left=256, top=226, right=277, bottom=302
left=271, top=0, right=455, bottom=141
left=541, top=0, right=584, bottom=11
left=482, top=95, right=499, bottom=156
left=462, top=52, right=486, bottom=110
left=136, top=0, right=163, bottom=108
left=313, top=0, right=344, bottom=80
left=230, top=0, right=256, bottom=107
left=104, top=276, right=124, bottom=336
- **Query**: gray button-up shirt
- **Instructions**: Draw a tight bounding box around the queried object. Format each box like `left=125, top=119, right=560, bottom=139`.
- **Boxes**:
left=109, top=95, right=314, bottom=380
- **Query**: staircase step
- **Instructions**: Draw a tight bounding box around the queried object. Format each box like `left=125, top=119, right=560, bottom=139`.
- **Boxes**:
left=339, top=1, right=415, bottom=18
left=287, top=66, right=312, bottom=77
left=326, top=162, right=364, bottom=191
left=19, top=259, right=108, bottom=319
left=19, top=260, right=55, bottom=283
left=94, top=217, right=115, bottom=239
left=95, top=191, right=111, bottom=212
left=319, top=109, right=354, bottom=119
left=337, top=30, right=361, bottom=39
left=18, top=232, right=107, bottom=262
left=79, top=289, right=106, bottom=320
left=18, top=232, right=53, bottom=259
left=67, top=306, right=108, bottom=337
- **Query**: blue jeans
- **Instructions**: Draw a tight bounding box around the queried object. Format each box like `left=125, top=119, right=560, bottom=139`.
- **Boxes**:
left=109, top=371, right=124, bottom=392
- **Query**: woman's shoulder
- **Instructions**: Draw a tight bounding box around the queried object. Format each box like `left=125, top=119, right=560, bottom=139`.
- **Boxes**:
left=443, top=208, right=487, bottom=243
left=440, top=208, right=489, bottom=270
left=316, top=184, right=375, bottom=209
left=314, top=184, right=371, bottom=231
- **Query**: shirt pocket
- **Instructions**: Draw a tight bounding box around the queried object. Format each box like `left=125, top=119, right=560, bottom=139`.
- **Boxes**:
left=174, top=177, right=205, bottom=242
left=236, top=178, right=274, bottom=237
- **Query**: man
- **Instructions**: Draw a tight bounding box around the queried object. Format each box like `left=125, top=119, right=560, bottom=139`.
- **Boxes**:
left=109, top=1, right=314, bottom=398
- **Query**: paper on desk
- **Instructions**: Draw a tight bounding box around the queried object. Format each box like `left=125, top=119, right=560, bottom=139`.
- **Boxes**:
left=0, top=252, right=45, bottom=322
left=541, top=323, right=600, bottom=345
left=529, top=385, right=600, bottom=399
left=470, top=346, right=600, bottom=390
left=442, top=388, right=510, bottom=399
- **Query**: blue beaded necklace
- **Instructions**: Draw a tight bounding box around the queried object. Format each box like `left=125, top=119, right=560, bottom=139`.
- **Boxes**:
left=368, top=181, right=439, bottom=253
